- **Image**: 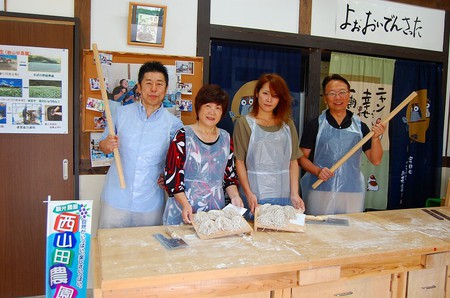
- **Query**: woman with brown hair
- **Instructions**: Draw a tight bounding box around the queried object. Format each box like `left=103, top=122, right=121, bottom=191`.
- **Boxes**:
left=163, top=84, right=244, bottom=225
left=233, top=73, right=305, bottom=218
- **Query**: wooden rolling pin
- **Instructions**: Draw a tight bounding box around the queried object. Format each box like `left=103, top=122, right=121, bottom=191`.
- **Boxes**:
left=305, top=215, right=329, bottom=221
left=312, top=91, right=417, bottom=189
left=92, top=43, right=126, bottom=188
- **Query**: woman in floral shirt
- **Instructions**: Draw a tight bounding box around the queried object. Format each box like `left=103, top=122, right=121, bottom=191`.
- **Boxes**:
left=163, top=84, right=244, bottom=225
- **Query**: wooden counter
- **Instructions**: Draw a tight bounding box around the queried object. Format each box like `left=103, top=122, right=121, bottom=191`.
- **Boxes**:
left=93, top=207, right=450, bottom=297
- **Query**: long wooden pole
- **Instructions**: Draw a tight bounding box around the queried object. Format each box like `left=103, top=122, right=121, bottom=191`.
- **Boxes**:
left=311, top=91, right=417, bottom=189
left=93, top=43, right=126, bottom=188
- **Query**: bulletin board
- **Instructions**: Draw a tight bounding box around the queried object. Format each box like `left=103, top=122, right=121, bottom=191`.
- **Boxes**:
left=81, top=49, right=203, bottom=132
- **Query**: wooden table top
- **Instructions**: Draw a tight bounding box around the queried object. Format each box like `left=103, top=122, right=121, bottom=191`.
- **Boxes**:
left=95, top=207, right=450, bottom=289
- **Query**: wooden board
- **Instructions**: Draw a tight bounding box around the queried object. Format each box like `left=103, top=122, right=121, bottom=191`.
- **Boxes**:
left=192, top=213, right=253, bottom=240
left=94, top=207, right=450, bottom=297
left=254, top=206, right=306, bottom=233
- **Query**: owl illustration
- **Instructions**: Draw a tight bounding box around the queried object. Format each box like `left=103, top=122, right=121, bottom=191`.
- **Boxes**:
left=239, top=96, right=254, bottom=117
left=409, top=103, right=422, bottom=122
left=367, top=175, right=379, bottom=191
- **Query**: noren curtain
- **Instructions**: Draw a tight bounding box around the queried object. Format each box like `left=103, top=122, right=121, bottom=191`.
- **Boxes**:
left=210, top=40, right=303, bottom=135
left=329, top=52, right=395, bottom=210
left=388, top=60, right=444, bottom=209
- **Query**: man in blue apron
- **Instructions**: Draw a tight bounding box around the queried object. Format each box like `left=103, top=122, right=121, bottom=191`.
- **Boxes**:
left=299, top=74, right=385, bottom=215
left=98, top=61, right=183, bottom=228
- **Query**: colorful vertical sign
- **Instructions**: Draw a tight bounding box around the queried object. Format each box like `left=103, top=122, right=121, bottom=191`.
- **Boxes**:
left=45, top=200, right=92, bottom=298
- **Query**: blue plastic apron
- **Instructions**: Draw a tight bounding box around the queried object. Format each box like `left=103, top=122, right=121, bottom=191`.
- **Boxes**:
left=301, top=111, right=365, bottom=215
left=246, top=116, right=292, bottom=206
left=163, top=126, right=230, bottom=225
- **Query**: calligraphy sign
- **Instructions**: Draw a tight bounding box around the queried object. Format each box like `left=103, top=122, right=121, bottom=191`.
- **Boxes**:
left=311, top=0, right=445, bottom=51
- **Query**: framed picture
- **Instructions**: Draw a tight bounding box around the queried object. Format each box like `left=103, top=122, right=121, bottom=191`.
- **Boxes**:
left=128, top=3, right=167, bottom=47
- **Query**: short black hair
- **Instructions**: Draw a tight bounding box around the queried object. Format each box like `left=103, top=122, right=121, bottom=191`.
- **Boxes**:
left=322, top=74, right=351, bottom=91
left=138, top=61, right=169, bottom=86
left=194, top=84, right=229, bottom=121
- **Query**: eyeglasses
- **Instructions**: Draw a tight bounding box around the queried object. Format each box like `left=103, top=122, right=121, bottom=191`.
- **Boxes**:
left=324, top=91, right=349, bottom=98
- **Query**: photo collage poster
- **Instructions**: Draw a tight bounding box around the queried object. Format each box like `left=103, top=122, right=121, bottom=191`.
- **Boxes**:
left=0, top=45, right=69, bottom=134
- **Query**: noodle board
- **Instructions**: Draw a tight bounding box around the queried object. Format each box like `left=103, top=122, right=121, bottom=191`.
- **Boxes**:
left=254, top=206, right=306, bottom=233
left=192, top=214, right=253, bottom=240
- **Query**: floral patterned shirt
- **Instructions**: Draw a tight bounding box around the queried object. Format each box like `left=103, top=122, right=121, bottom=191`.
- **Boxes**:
left=164, top=128, right=238, bottom=197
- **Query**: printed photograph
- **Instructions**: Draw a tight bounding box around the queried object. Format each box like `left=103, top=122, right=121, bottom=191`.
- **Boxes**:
left=177, top=82, right=192, bottom=95
left=45, top=105, right=62, bottom=121
left=86, top=97, right=104, bottom=112
left=90, top=132, right=113, bottom=167
left=99, top=53, right=112, bottom=66
left=0, top=54, right=18, bottom=71
left=90, top=78, right=101, bottom=90
left=175, top=61, right=194, bottom=75
left=0, top=102, right=6, bottom=124
left=180, top=99, right=192, bottom=112
left=29, top=79, right=62, bottom=99
left=0, top=78, right=22, bottom=97
left=11, top=103, right=42, bottom=125
left=128, top=3, right=166, bottom=47
left=94, top=116, right=106, bottom=129
left=28, top=55, right=62, bottom=72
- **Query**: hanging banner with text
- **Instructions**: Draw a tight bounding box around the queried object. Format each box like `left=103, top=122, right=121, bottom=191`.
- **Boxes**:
left=45, top=200, right=92, bottom=298
left=311, top=0, right=445, bottom=52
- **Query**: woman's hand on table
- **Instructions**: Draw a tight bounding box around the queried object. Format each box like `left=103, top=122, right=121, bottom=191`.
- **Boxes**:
left=291, top=194, right=305, bottom=212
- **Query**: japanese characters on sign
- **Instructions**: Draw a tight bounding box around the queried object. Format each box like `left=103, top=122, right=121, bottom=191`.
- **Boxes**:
left=0, top=45, right=69, bottom=134
left=46, top=200, right=92, bottom=298
left=339, top=3, right=423, bottom=38
left=348, top=86, right=388, bottom=121
left=311, top=0, right=445, bottom=51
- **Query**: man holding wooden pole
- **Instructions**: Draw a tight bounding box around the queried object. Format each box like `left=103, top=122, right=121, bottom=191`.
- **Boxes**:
left=99, top=61, right=183, bottom=228
left=298, top=74, right=386, bottom=215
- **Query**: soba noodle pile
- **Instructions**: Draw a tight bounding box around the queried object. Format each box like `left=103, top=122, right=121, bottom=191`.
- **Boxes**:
left=256, top=204, right=297, bottom=229
left=195, top=209, right=244, bottom=236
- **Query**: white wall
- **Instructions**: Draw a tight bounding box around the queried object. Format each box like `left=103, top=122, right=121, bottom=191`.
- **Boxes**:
left=210, top=0, right=299, bottom=33
left=91, top=0, right=197, bottom=56
left=5, top=0, right=73, bottom=17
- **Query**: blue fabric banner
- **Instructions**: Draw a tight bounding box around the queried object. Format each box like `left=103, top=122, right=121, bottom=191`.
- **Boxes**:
left=210, top=40, right=302, bottom=135
left=388, top=60, right=444, bottom=209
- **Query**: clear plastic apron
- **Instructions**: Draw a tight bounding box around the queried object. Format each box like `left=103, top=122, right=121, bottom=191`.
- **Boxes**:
left=246, top=116, right=291, bottom=205
left=301, top=111, right=365, bottom=215
left=163, top=126, right=230, bottom=225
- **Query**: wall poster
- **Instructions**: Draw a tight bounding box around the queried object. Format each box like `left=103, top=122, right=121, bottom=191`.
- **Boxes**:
left=0, top=45, right=69, bottom=134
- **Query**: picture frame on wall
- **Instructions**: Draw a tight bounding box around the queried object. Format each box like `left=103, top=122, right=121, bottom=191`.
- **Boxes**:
left=128, top=3, right=167, bottom=47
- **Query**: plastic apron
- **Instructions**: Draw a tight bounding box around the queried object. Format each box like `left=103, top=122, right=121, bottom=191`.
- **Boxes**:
left=245, top=116, right=292, bottom=207
left=163, top=126, right=230, bottom=225
left=301, top=111, right=365, bottom=215
left=101, top=104, right=175, bottom=215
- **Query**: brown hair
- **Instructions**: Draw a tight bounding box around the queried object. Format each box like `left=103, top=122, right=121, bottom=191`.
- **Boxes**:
left=249, top=73, right=292, bottom=125
left=194, top=84, right=229, bottom=120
